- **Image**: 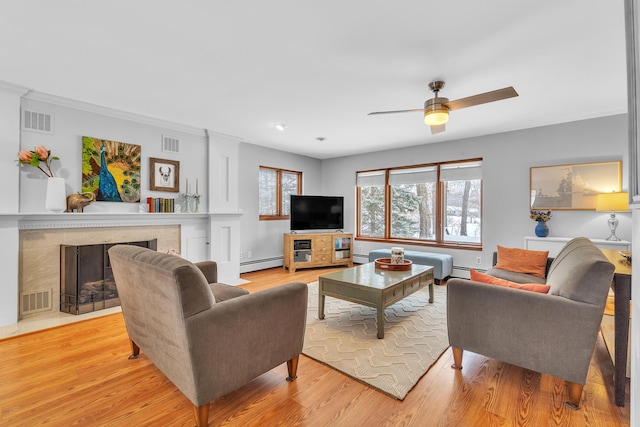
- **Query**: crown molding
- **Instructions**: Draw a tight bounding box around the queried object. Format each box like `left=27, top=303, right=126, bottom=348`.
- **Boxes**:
left=206, top=128, right=245, bottom=143
left=0, top=80, right=30, bottom=95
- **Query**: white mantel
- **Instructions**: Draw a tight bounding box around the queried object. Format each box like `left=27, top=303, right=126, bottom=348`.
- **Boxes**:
left=7, top=212, right=210, bottom=229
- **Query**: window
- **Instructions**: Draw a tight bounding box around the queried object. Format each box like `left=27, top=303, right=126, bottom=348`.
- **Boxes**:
left=357, top=159, right=482, bottom=248
left=259, top=166, right=302, bottom=219
left=441, top=161, right=482, bottom=244
left=357, top=171, right=386, bottom=237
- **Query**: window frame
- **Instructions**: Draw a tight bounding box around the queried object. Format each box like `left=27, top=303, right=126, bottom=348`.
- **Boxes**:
left=356, top=158, right=483, bottom=250
left=259, top=166, right=302, bottom=220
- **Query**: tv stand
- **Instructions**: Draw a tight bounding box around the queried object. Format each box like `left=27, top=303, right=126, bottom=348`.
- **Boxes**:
left=283, top=232, right=353, bottom=273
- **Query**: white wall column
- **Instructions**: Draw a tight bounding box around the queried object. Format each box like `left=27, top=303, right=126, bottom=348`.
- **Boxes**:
left=0, top=218, right=19, bottom=331
left=0, top=82, right=29, bottom=328
left=207, top=130, right=244, bottom=284
left=210, top=213, right=243, bottom=285
left=207, top=130, right=240, bottom=213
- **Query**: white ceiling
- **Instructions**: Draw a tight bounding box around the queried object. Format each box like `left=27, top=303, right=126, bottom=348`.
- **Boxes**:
left=0, top=1, right=628, bottom=159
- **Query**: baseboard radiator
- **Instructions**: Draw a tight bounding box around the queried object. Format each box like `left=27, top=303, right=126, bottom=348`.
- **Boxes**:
left=240, top=256, right=284, bottom=273
left=241, top=255, right=477, bottom=279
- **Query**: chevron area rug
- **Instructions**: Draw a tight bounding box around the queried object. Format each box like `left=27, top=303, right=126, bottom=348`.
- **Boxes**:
left=303, top=281, right=448, bottom=400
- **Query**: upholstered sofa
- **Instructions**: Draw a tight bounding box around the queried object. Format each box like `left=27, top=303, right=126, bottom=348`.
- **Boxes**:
left=447, top=237, right=614, bottom=409
left=108, top=245, right=308, bottom=427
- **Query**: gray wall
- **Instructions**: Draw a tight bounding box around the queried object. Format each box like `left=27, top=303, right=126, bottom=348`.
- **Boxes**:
left=237, top=114, right=629, bottom=275
left=319, top=114, right=629, bottom=273
left=238, top=142, right=322, bottom=271
left=19, top=97, right=208, bottom=213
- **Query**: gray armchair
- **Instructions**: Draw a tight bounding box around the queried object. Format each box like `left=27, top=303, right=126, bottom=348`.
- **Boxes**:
left=447, top=237, right=614, bottom=409
left=108, top=245, right=308, bottom=426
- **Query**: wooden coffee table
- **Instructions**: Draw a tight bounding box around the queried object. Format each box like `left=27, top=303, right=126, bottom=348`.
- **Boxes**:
left=318, top=262, right=435, bottom=339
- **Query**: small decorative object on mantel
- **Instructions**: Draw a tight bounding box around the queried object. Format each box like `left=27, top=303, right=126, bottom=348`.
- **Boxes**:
left=45, top=177, right=67, bottom=213
left=66, top=192, right=95, bottom=213
left=191, top=193, right=200, bottom=213
left=181, top=178, right=201, bottom=213
left=530, top=209, right=552, bottom=238
left=17, top=146, right=66, bottom=212
left=18, top=146, right=59, bottom=177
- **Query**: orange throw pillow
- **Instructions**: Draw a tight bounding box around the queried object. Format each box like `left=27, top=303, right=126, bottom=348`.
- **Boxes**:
left=469, top=269, right=550, bottom=294
left=494, top=246, right=549, bottom=279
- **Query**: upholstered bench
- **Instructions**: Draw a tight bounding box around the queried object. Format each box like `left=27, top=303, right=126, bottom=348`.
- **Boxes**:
left=368, top=249, right=453, bottom=284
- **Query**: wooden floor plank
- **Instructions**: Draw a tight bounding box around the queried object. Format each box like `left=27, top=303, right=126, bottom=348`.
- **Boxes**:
left=0, top=266, right=630, bottom=426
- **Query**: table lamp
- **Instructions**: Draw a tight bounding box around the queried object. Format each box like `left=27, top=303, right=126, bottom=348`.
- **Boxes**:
left=595, top=192, right=629, bottom=241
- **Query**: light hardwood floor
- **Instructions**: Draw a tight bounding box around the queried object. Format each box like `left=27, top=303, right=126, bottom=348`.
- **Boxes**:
left=0, top=266, right=630, bottom=426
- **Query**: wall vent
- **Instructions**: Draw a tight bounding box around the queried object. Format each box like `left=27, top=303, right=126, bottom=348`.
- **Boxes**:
left=20, top=289, right=52, bottom=315
left=162, top=135, right=180, bottom=153
left=22, top=109, right=54, bottom=134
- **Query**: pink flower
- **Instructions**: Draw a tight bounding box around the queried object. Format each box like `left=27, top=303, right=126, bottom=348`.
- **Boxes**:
left=17, top=146, right=59, bottom=177
left=35, top=146, right=49, bottom=160
left=18, top=150, right=32, bottom=162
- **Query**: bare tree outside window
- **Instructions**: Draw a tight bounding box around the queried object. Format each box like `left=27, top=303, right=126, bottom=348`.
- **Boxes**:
left=259, top=166, right=302, bottom=220
left=356, top=160, right=482, bottom=248
left=259, top=168, right=277, bottom=216
left=359, top=185, right=386, bottom=237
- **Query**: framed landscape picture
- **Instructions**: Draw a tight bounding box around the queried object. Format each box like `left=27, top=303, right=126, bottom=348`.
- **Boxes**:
left=150, top=157, right=180, bottom=192
left=530, top=161, right=622, bottom=210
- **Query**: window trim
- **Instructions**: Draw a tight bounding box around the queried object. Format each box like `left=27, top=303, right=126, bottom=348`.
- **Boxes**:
left=356, top=158, right=483, bottom=250
left=259, top=166, right=302, bottom=220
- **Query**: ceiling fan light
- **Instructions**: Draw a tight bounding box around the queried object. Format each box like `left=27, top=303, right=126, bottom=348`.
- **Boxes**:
left=424, top=97, right=449, bottom=126
left=424, top=109, right=449, bottom=125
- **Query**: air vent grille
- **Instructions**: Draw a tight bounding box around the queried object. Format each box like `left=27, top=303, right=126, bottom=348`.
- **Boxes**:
left=22, top=109, right=54, bottom=134
left=162, top=135, right=180, bottom=153
left=20, top=289, right=52, bottom=315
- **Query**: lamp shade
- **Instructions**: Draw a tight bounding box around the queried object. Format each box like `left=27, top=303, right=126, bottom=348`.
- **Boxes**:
left=424, top=110, right=449, bottom=125
left=595, top=192, right=629, bottom=212
left=424, top=97, right=449, bottom=126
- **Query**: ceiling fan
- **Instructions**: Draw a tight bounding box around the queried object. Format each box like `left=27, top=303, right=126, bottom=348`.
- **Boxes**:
left=368, top=81, right=518, bottom=134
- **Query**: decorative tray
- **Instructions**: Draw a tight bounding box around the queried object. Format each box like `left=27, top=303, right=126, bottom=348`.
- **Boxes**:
left=374, top=257, right=413, bottom=271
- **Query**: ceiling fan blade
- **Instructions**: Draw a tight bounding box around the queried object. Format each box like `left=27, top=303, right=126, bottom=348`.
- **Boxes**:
left=430, top=124, right=446, bottom=134
left=368, top=108, right=425, bottom=115
left=445, top=86, right=518, bottom=111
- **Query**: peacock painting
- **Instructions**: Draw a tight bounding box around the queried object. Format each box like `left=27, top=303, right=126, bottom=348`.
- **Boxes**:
left=82, top=136, right=141, bottom=203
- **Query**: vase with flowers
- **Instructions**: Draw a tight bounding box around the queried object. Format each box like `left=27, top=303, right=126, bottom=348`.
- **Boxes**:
left=18, top=146, right=65, bottom=212
left=530, top=209, right=552, bottom=237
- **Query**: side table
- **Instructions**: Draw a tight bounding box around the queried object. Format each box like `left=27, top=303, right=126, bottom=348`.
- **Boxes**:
left=600, top=249, right=631, bottom=407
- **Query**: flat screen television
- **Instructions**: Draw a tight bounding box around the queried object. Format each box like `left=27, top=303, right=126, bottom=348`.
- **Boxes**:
left=290, top=195, right=344, bottom=231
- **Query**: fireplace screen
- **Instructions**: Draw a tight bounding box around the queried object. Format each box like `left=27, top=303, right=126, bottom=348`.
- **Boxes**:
left=60, top=239, right=157, bottom=315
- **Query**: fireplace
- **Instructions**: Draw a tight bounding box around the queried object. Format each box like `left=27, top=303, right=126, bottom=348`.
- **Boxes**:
left=60, top=239, right=157, bottom=315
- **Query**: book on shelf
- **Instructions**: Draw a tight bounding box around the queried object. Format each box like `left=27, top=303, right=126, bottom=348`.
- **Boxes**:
left=335, top=237, right=351, bottom=249
left=146, top=197, right=176, bottom=213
